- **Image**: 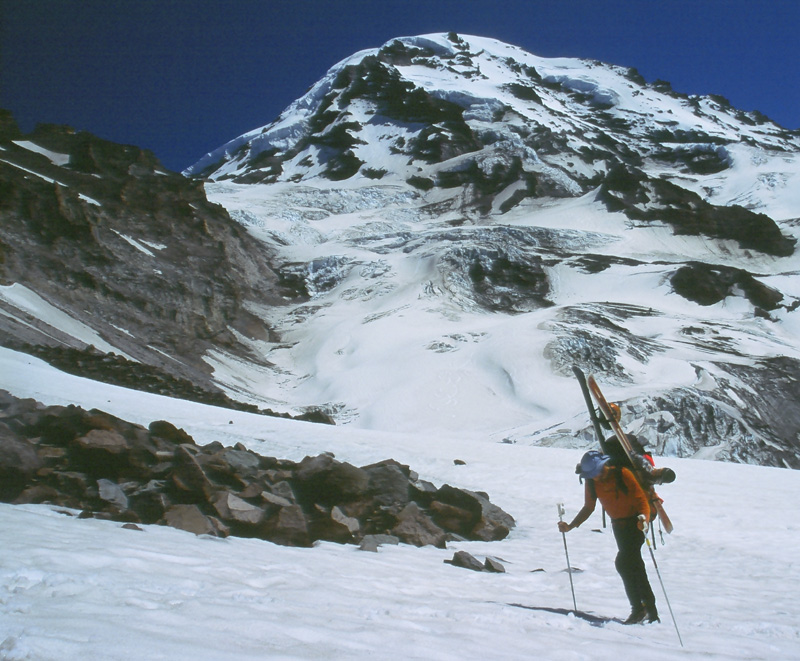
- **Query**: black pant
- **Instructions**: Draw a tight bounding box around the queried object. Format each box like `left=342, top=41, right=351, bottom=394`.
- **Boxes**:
left=612, top=516, right=656, bottom=610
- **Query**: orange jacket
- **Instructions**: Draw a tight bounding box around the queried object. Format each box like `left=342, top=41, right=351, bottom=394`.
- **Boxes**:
left=585, top=466, right=651, bottom=521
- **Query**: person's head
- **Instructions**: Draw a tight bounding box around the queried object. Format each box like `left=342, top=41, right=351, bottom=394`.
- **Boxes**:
left=578, top=450, right=610, bottom=480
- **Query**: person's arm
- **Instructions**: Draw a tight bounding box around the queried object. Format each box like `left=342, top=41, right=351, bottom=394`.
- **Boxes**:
left=558, top=482, right=597, bottom=532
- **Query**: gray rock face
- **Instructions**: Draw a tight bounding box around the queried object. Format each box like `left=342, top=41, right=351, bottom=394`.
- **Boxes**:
left=0, top=120, right=297, bottom=402
left=0, top=390, right=514, bottom=548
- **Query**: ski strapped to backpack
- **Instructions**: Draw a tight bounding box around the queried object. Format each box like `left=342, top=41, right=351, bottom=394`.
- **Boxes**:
left=572, top=366, right=610, bottom=455
left=584, top=373, right=674, bottom=534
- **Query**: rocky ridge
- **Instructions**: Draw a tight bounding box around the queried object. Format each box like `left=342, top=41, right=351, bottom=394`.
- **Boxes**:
left=0, top=111, right=304, bottom=406
left=0, top=390, right=514, bottom=548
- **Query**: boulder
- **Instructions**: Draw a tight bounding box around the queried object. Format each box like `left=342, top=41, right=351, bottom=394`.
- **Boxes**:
left=71, top=422, right=157, bottom=480
left=429, top=500, right=476, bottom=536
left=261, top=504, right=310, bottom=547
left=212, top=491, right=264, bottom=526
left=149, top=420, right=194, bottom=445
left=97, top=478, right=129, bottom=510
left=484, top=556, right=506, bottom=573
left=332, top=505, right=360, bottom=534
left=294, top=453, right=370, bottom=505
left=13, top=484, right=60, bottom=504
left=129, top=482, right=171, bottom=523
left=433, top=484, right=514, bottom=541
left=391, top=502, right=447, bottom=548
left=0, top=425, right=43, bottom=499
left=171, top=444, right=213, bottom=497
left=269, top=480, right=297, bottom=503
left=307, top=504, right=358, bottom=543
left=359, top=534, right=400, bottom=552
left=445, top=550, right=486, bottom=572
left=362, top=460, right=410, bottom=509
left=261, top=491, right=293, bottom=509
left=470, top=494, right=515, bottom=542
left=164, top=504, right=221, bottom=536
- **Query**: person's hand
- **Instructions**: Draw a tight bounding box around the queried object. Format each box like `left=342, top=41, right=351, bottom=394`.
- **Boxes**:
left=558, top=521, right=571, bottom=533
left=637, top=514, right=649, bottom=534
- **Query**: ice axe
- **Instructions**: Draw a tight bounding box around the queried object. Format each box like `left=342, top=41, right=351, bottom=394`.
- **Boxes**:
left=557, top=503, right=577, bottom=613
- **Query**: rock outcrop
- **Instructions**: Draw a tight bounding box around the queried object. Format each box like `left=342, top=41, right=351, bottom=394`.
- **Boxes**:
left=0, top=115, right=300, bottom=400
left=0, top=390, right=514, bottom=548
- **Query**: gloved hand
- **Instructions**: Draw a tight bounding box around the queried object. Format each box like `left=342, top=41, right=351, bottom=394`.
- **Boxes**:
left=637, top=514, right=649, bottom=534
left=661, top=468, right=676, bottom=483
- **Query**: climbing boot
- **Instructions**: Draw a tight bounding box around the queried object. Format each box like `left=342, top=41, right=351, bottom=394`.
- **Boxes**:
left=623, top=603, right=647, bottom=625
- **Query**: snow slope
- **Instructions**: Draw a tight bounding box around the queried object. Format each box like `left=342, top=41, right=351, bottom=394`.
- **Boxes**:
left=1, top=347, right=799, bottom=660
left=5, top=33, right=800, bottom=466
left=178, top=34, right=800, bottom=466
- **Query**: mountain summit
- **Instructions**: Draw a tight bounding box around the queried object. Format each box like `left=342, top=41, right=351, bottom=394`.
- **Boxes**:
left=4, top=34, right=800, bottom=467
left=187, top=33, right=797, bottom=241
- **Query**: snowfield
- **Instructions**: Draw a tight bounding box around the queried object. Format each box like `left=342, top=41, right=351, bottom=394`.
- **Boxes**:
left=1, top=347, right=799, bottom=660
left=4, top=31, right=800, bottom=659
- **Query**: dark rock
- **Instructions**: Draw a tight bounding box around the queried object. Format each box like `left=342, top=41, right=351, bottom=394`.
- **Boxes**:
left=211, top=491, right=265, bottom=526
left=97, top=478, right=129, bottom=510
left=410, top=479, right=438, bottom=506
left=13, top=484, right=60, bottom=504
left=308, top=503, right=359, bottom=543
left=362, top=460, right=410, bottom=509
left=149, top=421, right=194, bottom=445
left=71, top=428, right=130, bottom=478
left=129, top=482, right=171, bottom=523
left=484, top=556, right=506, bottom=573
left=28, top=406, right=93, bottom=446
left=0, top=426, right=43, bottom=499
left=471, top=496, right=515, bottom=542
left=359, top=533, right=400, bottom=552
left=434, top=484, right=514, bottom=541
left=261, top=504, right=310, bottom=547
left=269, top=480, right=297, bottom=502
left=171, top=444, right=214, bottom=497
left=0, top=392, right=514, bottom=548
left=51, top=470, right=94, bottom=500
left=164, top=504, right=221, bottom=536
left=445, top=550, right=485, bottom=572
left=294, top=453, right=370, bottom=505
left=671, top=262, right=784, bottom=310
left=429, top=500, right=476, bottom=537
left=391, top=502, right=447, bottom=548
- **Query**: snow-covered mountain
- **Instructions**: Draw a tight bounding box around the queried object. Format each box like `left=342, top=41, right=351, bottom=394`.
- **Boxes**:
left=185, top=33, right=800, bottom=467
left=3, top=33, right=800, bottom=468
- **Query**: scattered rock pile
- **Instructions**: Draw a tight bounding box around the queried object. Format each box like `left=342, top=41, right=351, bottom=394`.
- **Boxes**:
left=0, top=391, right=514, bottom=548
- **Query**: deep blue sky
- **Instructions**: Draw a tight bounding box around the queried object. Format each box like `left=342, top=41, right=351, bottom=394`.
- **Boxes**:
left=3, top=0, right=798, bottom=172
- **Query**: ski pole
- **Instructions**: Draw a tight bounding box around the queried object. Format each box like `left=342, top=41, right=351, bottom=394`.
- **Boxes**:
left=640, top=516, right=683, bottom=647
left=557, top=503, right=578, bottom=613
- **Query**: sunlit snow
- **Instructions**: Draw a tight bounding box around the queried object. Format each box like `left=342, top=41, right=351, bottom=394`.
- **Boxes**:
left=12, top=140, right=71, bottom=166
left=0, top=285, right=134, bottom=360
left=1, top=347, right=799, bottom=660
